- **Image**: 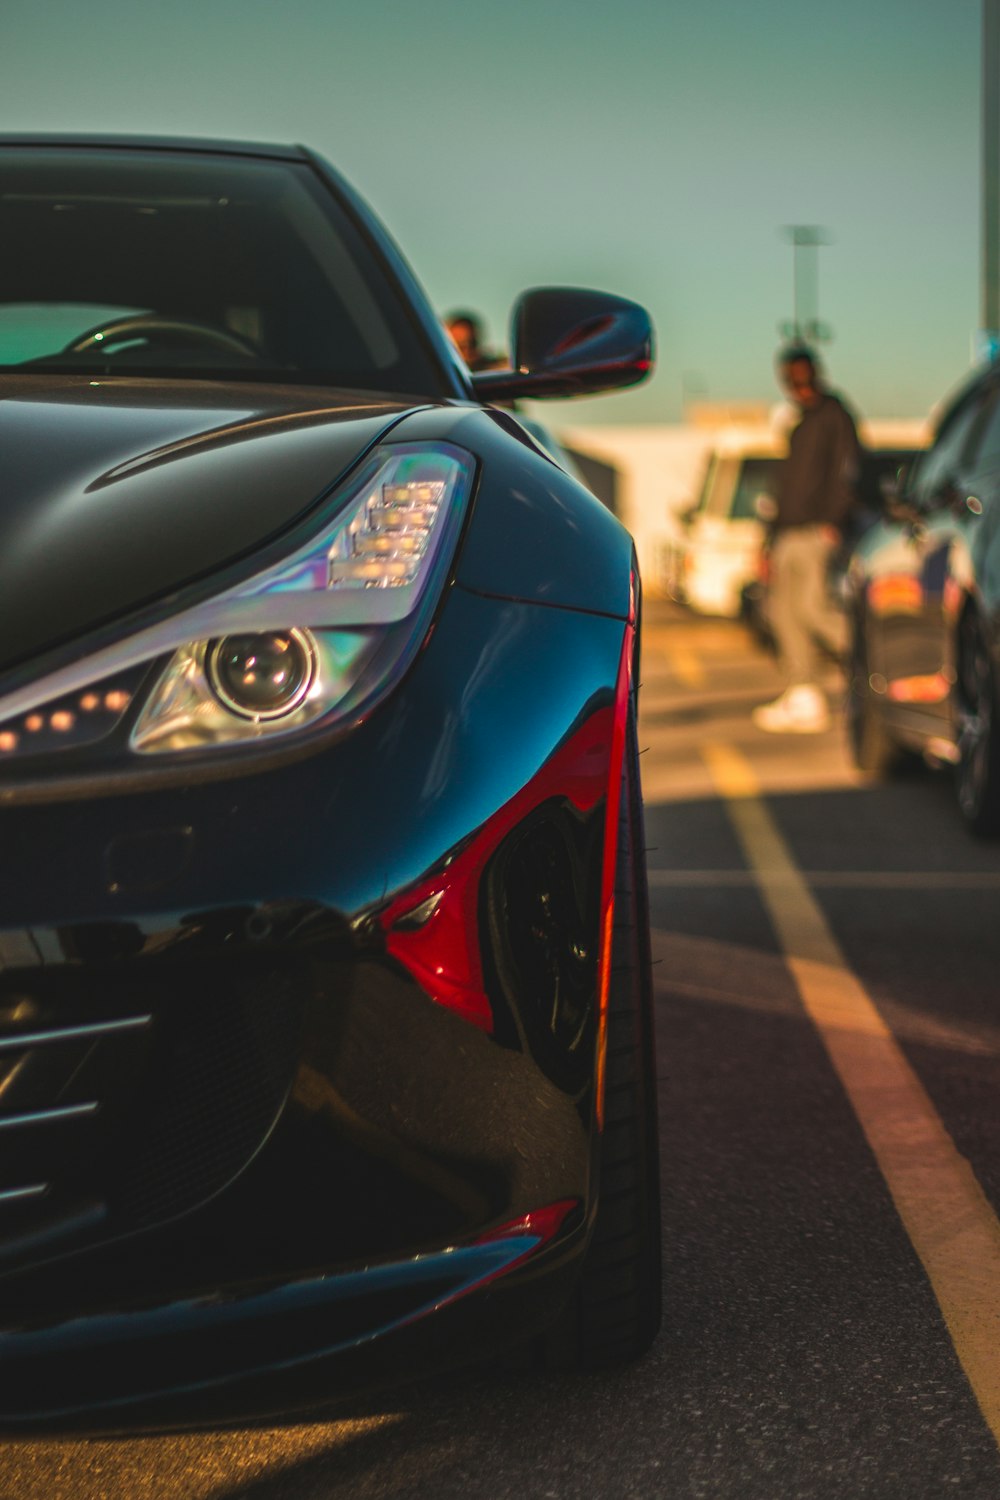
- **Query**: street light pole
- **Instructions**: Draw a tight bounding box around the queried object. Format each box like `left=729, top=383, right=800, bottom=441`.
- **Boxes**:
left=982, top=0, right=1000, bottom=358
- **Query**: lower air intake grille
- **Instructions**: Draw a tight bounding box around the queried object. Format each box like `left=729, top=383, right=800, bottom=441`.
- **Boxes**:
left=0, top=961, right=304, bottom=1261
left=116, top=971, right=301, bottom=1225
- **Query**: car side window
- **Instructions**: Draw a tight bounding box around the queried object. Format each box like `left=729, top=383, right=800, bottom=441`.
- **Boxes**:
left=731, top=458, right=778, bottom=520
left=910, top=395, right=986, bottom=507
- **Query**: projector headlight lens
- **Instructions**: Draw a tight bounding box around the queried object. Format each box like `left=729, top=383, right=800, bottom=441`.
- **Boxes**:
left=206, top=630, right=316, bottom=720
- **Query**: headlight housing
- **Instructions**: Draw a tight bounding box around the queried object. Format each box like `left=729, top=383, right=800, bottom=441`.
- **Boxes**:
left=0, top=443, right=475, bottom=771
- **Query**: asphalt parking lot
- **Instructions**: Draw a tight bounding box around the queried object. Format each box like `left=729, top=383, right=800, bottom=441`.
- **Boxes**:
left=6, top=600, right=1000, bottom=1499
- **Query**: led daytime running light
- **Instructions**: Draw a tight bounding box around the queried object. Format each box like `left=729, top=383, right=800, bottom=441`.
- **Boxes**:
left=240, top=445, right=474, bottom=621
left=331, top=478, right=446, bottom=588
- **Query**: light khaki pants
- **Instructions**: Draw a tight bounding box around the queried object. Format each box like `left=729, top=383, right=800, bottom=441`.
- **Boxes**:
left=769, top=526, right=848, bottom=686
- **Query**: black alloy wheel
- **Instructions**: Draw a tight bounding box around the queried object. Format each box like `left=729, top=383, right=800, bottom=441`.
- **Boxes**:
left=955, top=613, right=1000, bottom=835
left=541, top=701, right=662, bottom=1369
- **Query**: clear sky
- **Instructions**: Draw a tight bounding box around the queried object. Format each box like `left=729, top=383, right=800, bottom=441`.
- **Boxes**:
left=1, top=0, right=983, bottom=426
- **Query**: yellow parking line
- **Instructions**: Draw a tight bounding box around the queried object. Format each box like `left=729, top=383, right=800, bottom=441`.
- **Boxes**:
left=641, top=624, right=707, bottom=689
left=647, top=869, right=1000, bottom=889
left=701, top=739, right=1000, bottom=1444
left=666, top=645, right=707, bottom=689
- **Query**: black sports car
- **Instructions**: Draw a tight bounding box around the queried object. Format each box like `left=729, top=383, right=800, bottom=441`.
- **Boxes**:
left=846, top=363, right=1000, bottom=832
left=0, top=136, right=660, bottom=1425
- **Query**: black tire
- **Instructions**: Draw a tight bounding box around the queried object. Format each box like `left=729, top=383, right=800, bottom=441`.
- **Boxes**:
left=542, top=706, right=662, bottom=1369
left=846, top=625, right=901, bottom=775
left=955, top=615, right=1000, bottom=835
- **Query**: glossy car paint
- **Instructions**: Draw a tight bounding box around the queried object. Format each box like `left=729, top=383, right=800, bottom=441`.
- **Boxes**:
left=1, top=379, right=418, bottom=675
left=0, top=137, right=652, bottom=1423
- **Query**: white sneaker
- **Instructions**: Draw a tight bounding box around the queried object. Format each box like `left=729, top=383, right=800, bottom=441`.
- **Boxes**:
left=752, top=683, right=830, bottom=734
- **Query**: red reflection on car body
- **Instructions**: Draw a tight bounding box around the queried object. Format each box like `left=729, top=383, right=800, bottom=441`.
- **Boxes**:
left=384, top=602, right=635, bottom=1051
left=382, top=701, right=618, bottom=1032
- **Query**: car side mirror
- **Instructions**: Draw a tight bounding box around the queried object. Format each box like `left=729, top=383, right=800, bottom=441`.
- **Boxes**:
left=471, top=287, right=654, bottom=402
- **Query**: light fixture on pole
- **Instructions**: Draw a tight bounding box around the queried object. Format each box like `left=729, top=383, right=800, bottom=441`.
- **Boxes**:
left=778, top=225, right=834, bottom=345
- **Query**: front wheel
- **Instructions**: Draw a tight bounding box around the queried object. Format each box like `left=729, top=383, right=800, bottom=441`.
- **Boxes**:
left=542, top=706, right=662, bottom=1369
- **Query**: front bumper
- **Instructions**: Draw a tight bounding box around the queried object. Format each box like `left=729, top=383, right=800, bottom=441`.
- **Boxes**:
left=0, top=584, right=628, bottom=1422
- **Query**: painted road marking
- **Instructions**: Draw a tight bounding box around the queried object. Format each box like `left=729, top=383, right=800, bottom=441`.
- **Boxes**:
left=665, top=645, right=707, bottom=689
left=647, top=869, right=1000, bottom=889
left=701, top=739, right=1000, bottom=1445
left=651, top=930, right=1000, bottom=1060
left=642, top=625, right=708, bottom=690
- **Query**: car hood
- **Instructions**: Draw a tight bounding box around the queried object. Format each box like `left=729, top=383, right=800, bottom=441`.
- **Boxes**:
left=0, top=376, right=420, bottom=676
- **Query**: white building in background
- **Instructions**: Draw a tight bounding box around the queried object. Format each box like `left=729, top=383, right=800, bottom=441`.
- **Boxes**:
left=558, top=407, right=932, bottom=601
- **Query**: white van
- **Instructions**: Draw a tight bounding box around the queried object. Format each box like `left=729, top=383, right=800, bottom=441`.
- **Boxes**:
left=659, top=438, right=781, bottom=618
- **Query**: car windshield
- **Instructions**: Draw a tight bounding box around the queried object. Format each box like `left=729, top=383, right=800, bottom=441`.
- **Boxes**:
left=0, top=148, right=444, bottom=394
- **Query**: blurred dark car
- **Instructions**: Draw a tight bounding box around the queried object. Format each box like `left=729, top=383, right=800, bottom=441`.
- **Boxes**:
left=844, top=368, right=1000, bottom=831
left=0, top=135, right=660, bottom=1426
left=742, top=446, right=924, bottom=648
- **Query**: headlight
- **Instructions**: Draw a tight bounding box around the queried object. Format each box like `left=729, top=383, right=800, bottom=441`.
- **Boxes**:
left=0, top=443, right=475, bottom=765
left=129, top=626, right=380, bottom=752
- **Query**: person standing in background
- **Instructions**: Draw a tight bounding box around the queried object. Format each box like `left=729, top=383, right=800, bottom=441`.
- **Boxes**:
left=753, top=346, right=861, bottom=734
left=444, top=310, right=505, bottom=372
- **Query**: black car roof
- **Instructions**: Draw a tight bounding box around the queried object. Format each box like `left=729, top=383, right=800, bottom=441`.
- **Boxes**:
left=0, top=133, right=306, bottom=161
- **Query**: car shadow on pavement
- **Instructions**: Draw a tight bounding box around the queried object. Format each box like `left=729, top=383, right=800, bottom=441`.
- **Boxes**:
left=207, top=1351, right=679, bottom=1500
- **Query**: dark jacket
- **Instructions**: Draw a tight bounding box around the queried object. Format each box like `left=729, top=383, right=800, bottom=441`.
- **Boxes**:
left=777, top=392, right=860, bottom=530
